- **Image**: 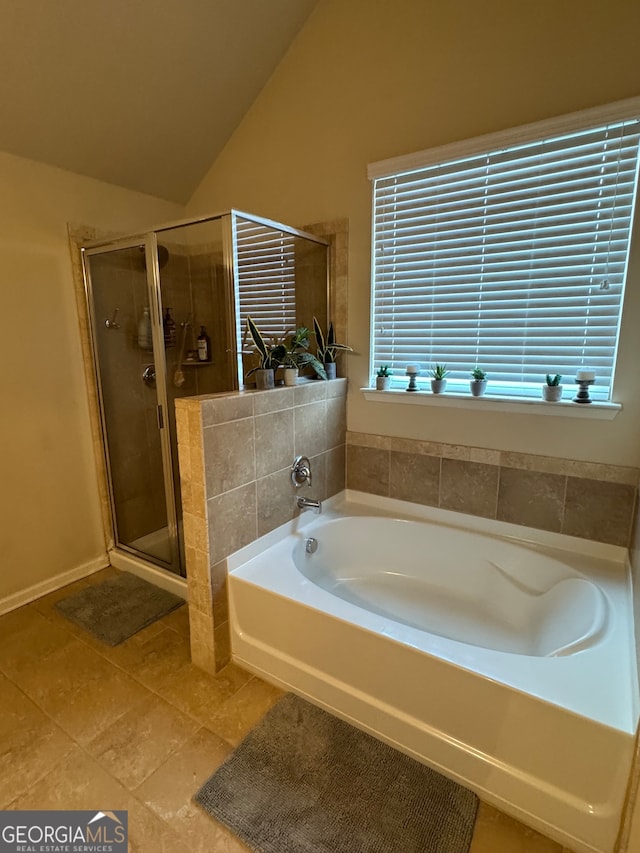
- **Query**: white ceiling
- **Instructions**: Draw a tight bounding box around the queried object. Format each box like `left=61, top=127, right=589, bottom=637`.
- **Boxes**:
left=0, top=0, right=318, bottom=202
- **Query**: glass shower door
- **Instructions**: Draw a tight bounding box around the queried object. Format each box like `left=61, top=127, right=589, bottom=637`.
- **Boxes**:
left=83, top=238, right=180, bottom=573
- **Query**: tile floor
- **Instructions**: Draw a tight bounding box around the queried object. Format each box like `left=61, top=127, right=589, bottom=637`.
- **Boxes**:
left=0, top=568, right=573, bottom=852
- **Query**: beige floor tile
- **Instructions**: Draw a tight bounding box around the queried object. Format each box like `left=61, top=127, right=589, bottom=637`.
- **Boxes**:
left=0, top=674, right=76, bottom=807
left=0, top=607, right=75, bottom=680
left=207, top=676, right=284, bottom=746
left=153, top=661, right=252, bottom=728
left=49, top=669, right=153, bottom=746
left=470, top=803, right=564, bottom=853
left=158, top=604, right=190, bottom=637
left=127, top=796, right=184, bottom=853
left=10, top=745, right=130, bottom=810
left=14, top=638, right=118, bottom=704
left=87, top=694, right=201, bottom=789
left=101, top=624, right=193, bottom=689
left=135, top=727, right=232, bottom=832
left=0, top=672, right=44, bottom=736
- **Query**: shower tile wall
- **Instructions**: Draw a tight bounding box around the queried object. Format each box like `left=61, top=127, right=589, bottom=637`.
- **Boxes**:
left=175, top=379, right=347, bottom=674
left=346, top=432, right=639, bottom=547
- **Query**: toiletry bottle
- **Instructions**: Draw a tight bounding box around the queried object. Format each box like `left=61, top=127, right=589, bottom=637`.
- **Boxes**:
left=163, top=308, right=176, bottom=347
left=197, top=325, right=211, bottom=362
left=138, top=306, right=153, bottom=350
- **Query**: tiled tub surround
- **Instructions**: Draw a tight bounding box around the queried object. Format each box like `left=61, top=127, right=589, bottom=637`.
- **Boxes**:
left=176, top=379, right=347, bottom=673
left=347, top=433, right=639, bottom=548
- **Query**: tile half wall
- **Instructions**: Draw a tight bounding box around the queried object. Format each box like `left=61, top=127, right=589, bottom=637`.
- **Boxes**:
left=347, top=432, right=639, bottom=548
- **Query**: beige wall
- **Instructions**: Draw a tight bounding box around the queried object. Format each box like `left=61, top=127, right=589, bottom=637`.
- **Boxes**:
left=187, top=0, right=640, bottom=467
left=0, top=150, right=182, bottom=606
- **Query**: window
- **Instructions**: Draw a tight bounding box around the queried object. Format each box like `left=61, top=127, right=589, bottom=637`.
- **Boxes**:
left=234, top=216, right=297, bottom=350
left=369, top=100, right=640, bottom=401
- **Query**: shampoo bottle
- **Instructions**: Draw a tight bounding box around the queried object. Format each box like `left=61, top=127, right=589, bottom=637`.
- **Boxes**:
left=197, top=325, right=211, bottom=362
left=163, top=308, right=176, bottom=347
left=137, top=306, right=152, bottom=350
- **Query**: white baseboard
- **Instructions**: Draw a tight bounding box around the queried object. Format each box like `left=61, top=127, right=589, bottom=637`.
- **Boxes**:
left=0, top=556, right=110, bottom=615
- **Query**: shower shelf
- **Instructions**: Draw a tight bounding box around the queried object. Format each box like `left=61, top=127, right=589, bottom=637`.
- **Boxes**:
left=181, top=361, right=212, bottom=367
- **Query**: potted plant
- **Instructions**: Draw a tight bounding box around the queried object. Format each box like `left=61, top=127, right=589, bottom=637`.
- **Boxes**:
left=244, top=316, right=285, bottom=389
left=279, top=327, right=327, bottom=385
left=542, top=373, right=563, bottom=402
left=470, top=367, right=487, bottom=397
left=430, top=364, right=448, bottom=393
left=375, top=365, right=392, bottom=390
left=313, top=317, right=352, bottom=379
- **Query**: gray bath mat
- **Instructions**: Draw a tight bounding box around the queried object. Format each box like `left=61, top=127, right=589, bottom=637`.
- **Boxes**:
left=54, top=571, right=184, bottom=646
left=195, top=693, right=478, bottom=853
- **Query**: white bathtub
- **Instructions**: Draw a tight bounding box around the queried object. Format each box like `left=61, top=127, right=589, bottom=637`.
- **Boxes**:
left=228, top=490, right=639, bottom=853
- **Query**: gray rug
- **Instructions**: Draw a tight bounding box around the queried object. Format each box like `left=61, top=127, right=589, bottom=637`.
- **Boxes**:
left=195, top=693, right=478, bottom=853
left=54, top=571, right=184, bottom=646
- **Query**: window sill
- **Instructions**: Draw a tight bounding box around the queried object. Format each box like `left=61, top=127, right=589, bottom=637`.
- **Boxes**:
left=361, top=388, right=621, bottom=420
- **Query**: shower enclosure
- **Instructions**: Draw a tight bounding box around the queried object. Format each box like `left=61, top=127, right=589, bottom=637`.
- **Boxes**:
left=82, top=211, right=329, bottom=578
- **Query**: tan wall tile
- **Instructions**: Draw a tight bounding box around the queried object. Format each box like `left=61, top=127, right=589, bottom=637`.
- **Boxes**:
left=253, top=386, right=293, bottom=415
left=326, top=377, right=348, bottom=398
left=390, top=437, right=442, bottom=457
left=325, top=445, right=346, bottom=498
left=294, top=400, right=327, bottom=457
left=254, top=409, right=295, bottom=478
left=346, top=431, right=391, bottom=450
left=201, top=393, right=253, bottom=427
left=203, top=418, right=256, bottom=496
left=440, top=459, right=499, bottom=519
left=257, top=468, right=297, bottom=537
left=214, top=622, right=231, bottom=670
left=563, top=477, right=636, bottom=546
left=293, top=381, right=327, bottom=406
left=346, top=445, right=389, bottom=496
left=390, top=451, right=440, bottom=506
left=326, top=396, right=347, bottom=450
left=207, top=483, right=257, bottom=565
left=497, top=468, right=566, bottom=533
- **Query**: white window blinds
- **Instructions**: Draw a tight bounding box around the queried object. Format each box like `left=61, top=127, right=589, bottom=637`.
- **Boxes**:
left=234, top=217, right=297, bottom=350
left=370, top=112, right=640, bottom=400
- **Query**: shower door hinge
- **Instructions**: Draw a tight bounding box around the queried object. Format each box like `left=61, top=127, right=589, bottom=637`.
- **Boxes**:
left=157, top=405, right=164, bottom=430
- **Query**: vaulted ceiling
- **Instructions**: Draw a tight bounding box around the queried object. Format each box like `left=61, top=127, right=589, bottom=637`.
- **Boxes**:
left=0, top=0, right=318, bottom=202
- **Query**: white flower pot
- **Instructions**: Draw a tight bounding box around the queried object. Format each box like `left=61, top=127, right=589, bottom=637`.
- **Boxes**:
left=470, top=380, right=487, bottom=397
left=431, top=379, right=447, bottom=394
left=376, top=376, right=391, bottom=390
left=282, top=367, right=298, bottom=386
left=542, top=384, right=563, bottom=402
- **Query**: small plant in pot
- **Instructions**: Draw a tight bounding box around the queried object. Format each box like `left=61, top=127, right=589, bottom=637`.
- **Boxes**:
left=279, top=327, right=327, bottom=385
left=375, top=365, right=392, bottom=390
left=470, top=367, right=488, bottom=397
left=244, top=316, right=285, bottom=389
left=430, top=364, right=449, bottom=393
left=313, top=317, right=352, bottom=379
left=542, top=373, right=563, bottom=402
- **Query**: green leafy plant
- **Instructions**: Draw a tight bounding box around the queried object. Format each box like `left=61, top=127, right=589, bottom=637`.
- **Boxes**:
left=280, top=326, right=327, bottom=379
left=545, top=373, right=562, bottom=386
left=244, top=316, right=285, bottom=374
left=471, top=367, right=487, bottom=381
left=430, top=364, right=449, bottom=380
left=376, top=365, right=392, bottom=377
left=313, top=317, right=353, bottom=364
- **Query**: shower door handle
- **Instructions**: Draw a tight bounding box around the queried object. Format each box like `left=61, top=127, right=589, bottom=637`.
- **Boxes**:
left=142, top=365, right=156, bottom=387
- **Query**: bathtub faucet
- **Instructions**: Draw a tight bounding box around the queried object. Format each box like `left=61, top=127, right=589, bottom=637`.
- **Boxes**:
left=297, top=496, right=322, bottom=514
